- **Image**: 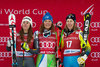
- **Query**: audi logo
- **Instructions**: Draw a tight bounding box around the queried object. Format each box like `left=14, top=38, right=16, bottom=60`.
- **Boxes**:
left=91, top=52, right=100, bottom=58
left=76, top=22, right=83, bottom=28
left=0, top=37, right=9, bottom=42
left=39, top=41, right=55, bottom=49
left=90, top=37, right=100, bottom=43
left=90, top=22, right=100, bottom=28
left=0, top=52, right=11, bottom=57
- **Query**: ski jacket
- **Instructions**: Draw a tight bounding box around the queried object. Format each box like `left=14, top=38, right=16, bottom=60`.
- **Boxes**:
left=61, top=30, right=91, bottom=56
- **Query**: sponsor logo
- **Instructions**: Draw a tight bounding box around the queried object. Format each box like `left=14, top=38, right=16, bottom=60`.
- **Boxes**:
left=0, top=37, right=9, bottom=42
left=91, top=44, right=98, bottom=46
left=0, top=24, right=9, bottom=26
left=81, top=4, right=94, bottom=15
left=39, top=41, right=55, bottom=49
left=91, top=52, right=100, bottom=58
left=90, top=37, right=100, bottom=43
left=91, top=59, right=98, bottom=61
left=0, top=52, right=11, bottom=57
left=90, top=22, right=100, bottom=28
left=64, top=37, right=78, bottom=40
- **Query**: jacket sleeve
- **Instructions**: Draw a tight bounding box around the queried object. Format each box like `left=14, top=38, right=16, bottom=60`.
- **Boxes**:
left=79, top=30, right=91, bottom=56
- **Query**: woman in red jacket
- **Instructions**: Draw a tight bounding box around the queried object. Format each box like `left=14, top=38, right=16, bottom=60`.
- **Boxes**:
left=7, top=16, right=39, bottom=67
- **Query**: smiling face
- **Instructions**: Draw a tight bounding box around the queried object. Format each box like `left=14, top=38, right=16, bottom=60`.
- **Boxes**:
left=66, top=19, right=75, bottom=31
left=22, top=21, right=31, bottom=32
left=44, top=20, right=52, bottom=30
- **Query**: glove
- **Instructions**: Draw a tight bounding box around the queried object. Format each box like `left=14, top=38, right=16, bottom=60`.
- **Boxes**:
left=77, top=54, right=88, bottom=64
left=7, top=39, right=12, bottom=47
left=21, top=42, right=30, bottom=52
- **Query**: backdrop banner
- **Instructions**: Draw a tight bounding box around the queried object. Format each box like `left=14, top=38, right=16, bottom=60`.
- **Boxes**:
left=0, top=0, right=100, bottom=67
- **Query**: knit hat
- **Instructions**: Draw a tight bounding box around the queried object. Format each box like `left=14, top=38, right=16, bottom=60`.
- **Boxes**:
left=42, top=12, right=53, bottom=23
left=66, top=14, right=76, bottom=22
left=21, top=16, right=33, bottom=27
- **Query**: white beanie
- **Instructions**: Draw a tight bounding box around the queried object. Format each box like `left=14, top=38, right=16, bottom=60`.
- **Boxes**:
left=21, top=16, right=33, bottom=27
